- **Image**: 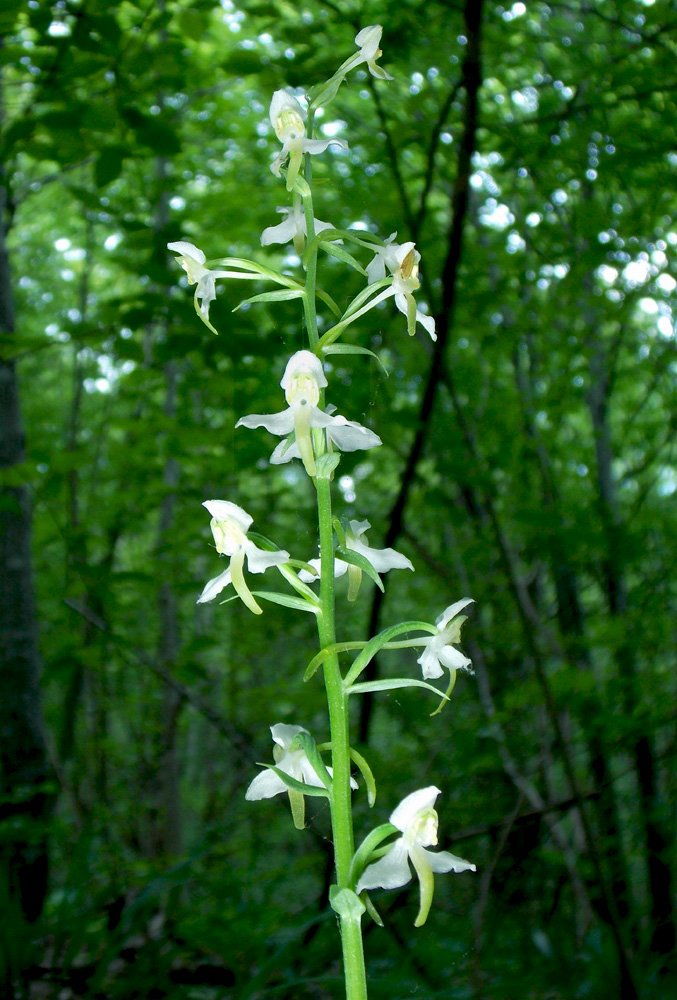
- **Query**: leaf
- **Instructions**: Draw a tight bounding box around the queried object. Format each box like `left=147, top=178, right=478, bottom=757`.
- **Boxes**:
left=250, top=591, right=320, bottom=614
left=334, top=547, right=384, bottom=592
left=349, top=749, right=376, bottom=806
left=320, top=241, right=368, bottom=275
left=95, top=146, right=126, bottom=188
left=233, top=288, right=305, bottom=311
left=262, top=765, right=330, bottom=797
left=346, top=677, right=450, bottom=702
left=322, top=344, right=389, bottom=374
left=343, top=621, right=437, bottom=687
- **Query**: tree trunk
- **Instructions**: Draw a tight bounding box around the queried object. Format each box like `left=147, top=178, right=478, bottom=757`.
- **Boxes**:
left=0, top=152, right=54, bottom=992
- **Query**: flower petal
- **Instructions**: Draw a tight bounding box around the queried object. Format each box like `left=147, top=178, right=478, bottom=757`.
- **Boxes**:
left=271, top=722, right=308, bottom=749
left=244, top=541, right=290, bottom=574
left=261, top=216, right=297, bottom=246
left=436, top=598, right=475, bottom=629
left=167, top=240, right=206, bottom=264
left=426, top=848, right=476, bottom=875
left=390, top=786, right=441, bottom=832
left=417, top=643, right=444, bottom=680
left=351, top=539, right=413, bottom=573
left=438, top=645, right=472, bottom=672
left=196, top=568, right=232, bottom=605
left=236, top=409, right=296, bottom=436
left=245, top=768, right=289, bottom=800
left=203, top=499, right=252, bottom=531
left=326, top=415, right=382, bottom=452
left=356, top=839, right=412, bottom=892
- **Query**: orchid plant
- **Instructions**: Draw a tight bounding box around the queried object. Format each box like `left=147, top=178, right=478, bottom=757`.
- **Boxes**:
left=169, top=25, right=475, bottom=1000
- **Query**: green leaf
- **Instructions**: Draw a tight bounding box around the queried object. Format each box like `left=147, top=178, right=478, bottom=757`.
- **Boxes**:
left=320, top=241, right=368, bottom=275
left=346, top=677, right=450, bottom=702
left=343, top=621, right=437, bottom=687
left=349, top=749, right=376, bottom=807
left=262, top=765, right=330, bottom=797
left=251, top=591, right=320, bottom=614
left=95, top=146, right=126, bottom=188
left=335, top=547, right=384, bottom=592
left=329, top=886, right=365, bottom=920
left=315, top=452, right=340, bottom=479
left=303, top=641, right=366, bottom=682
left=322, top=344, right=389, bottom=374
left=233, top=288, right=305, bottom=311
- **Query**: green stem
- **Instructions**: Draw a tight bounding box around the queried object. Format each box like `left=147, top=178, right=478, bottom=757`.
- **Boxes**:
left=301, top=187, right=319, bottom=349
left=302, top=148, right=367, bottom=999
left=341, top=913, right=369, bottom=1000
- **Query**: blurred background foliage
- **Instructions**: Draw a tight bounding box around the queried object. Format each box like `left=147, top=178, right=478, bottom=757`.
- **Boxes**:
left=1, top=0, right=676, bottom=997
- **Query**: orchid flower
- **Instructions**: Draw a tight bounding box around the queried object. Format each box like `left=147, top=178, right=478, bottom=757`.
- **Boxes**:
left=246, top=723, right=356, bottom=829
left=167, top=241, right=231, bottom=334
left=261, top=201, right=336, bottom=256
left=246, top=723, right=357, bottom=800
left=196, top=500, right=289, bottom=615
left=356, top=786, right=476, bottom=926
left=236, top=351, right=381, bottom=477
left=300, top=519, right=413, bottom=599
left=366, top=235, right=436, bottom=341
left=339, top=25, right=394, bottom=81
left=269, top=90, right=348, bottom=191
left=417, top=598, right=474, bottom=680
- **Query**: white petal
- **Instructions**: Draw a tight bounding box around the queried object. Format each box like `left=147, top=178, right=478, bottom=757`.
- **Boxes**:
left=347, top=519, right=371, bottom=539
left=167, top=240, right=205, bottom=264
left=298, top=756, right=329, bottom=788
left=390, top=786, right=441, bottom=832
left=366, top=253, right=386, bottom=284
left=236, top=409, right=295, bottom=436
left=270, top=89, right=305, bottom=130
left=281, top=351, right=327, bottom=391
left=417, top=643, right=444, bottom=680
left=326, top=415, right=382, bottom=452
left=351, top=539, right=413, bottom=573
left=196, top=568, right=232, bottom=604
left=271, top=723, right=308, bottom=749
left=426, top=848, right=476, bottom=875
left=245, top=768, right=288, bottom=800
left=417, top=309, right=437, bottom=340
left=202, top=499, right=252, bottom=531
left=436, top=598, right=475, bottom=629
left=298, top=558, right=321, bottom=583
left=355, top=24, right=382, bottom=57
left=356, top=840, right=411, bottom=892
left=438, top=645, right=472, bottom=672
left=302, top=137, right=348, bottom=155
left=270, top=437, right=300, bottom=464
left=261, top=216, right=297, bottom=246
left=244, top=542, right=290, bottom=574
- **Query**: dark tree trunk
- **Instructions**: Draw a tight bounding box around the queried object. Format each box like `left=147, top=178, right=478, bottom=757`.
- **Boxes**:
left=0, top=167, right=54, bottom=996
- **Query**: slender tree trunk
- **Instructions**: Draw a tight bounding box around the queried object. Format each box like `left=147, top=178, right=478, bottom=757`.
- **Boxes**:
left=0, top=110, right=54, bottom=993
left=587, top=338, right=675, bottom=962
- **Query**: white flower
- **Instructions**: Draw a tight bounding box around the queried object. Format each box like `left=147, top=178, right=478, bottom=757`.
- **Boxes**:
left=167, top=241, right=230, bottom=334
left=245, top=723, right=358, bottom=800
left=366, top=235, right=436, bottom=341
left=269, top=90, right=348, bottom=191
left=235, top=351, right=381, bottom=477
left=261, top=201, right=336, bottom=255
left=341, top=25, right=394, bottom=81
left=197, top=500, right=289, bottom=615
left=417, top=598, right=474, bottom=680
left=356, top=786, right=475, bottom=927
left=300, top=519, right=413, bottom=597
